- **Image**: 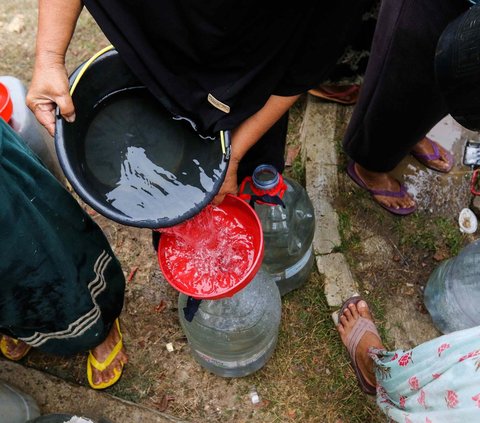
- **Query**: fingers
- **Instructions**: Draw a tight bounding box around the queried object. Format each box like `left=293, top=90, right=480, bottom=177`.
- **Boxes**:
left=212, top=167, right=238, bottom=205
left=27, top=62, right=75, bottom=135
left=55, top=93, right=76, bottom=123
left=212, top=193, right=226, bottom=205
left=31, top=103, right=57, bottom=137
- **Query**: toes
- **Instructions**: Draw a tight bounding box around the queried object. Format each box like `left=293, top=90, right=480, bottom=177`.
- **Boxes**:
left=376, top=194, right=415, bottom=210
left=348, top=303, right=359, bottom=319
left=343, top=307, right=353, bottom=321
left=93, top=370, right=102, bottom=384
left=357, top=300, right=373, bottom=320
left=104, top=368, right=115, bottom=382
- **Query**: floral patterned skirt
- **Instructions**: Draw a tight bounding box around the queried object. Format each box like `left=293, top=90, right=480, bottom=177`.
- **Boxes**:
left=371, top=325, right=480, bottom=422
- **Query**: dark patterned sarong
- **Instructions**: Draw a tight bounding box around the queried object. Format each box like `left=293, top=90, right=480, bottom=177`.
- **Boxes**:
left=0, top=119, right=125, bottom=356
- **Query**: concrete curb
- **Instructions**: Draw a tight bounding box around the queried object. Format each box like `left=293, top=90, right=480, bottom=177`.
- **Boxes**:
left=301, top=96, right=359, bottom=309
left=0, top=360, right=188, bottom=423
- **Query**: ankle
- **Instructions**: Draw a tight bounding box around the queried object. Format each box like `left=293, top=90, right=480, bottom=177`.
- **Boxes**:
left=355, top=164, right=386, bottom=182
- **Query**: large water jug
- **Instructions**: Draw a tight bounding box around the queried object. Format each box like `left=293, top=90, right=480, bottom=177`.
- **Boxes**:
left=0, top=76, right=64, bottom=181
left=178, top=268, right=281, bottom=377
left=0, top=380, right=41, bottom=423
left=238, top=164, right=315, bottom=295
left=424, top=239, right=480, bottom=334
left=27, top=415, right=97, bottom=423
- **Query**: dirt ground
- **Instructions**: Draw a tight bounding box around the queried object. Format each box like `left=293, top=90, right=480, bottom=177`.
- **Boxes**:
left=4, top=3, right=474, bottom=423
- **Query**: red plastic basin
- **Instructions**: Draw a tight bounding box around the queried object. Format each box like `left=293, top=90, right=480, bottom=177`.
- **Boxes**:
left=158, top=194, right=264, bottom=300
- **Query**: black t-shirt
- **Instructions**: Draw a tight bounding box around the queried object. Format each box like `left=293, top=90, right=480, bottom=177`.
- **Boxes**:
left=83, top=0, right=373, bottom=135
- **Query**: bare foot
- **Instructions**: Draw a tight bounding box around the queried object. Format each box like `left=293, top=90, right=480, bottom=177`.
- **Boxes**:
left=337, top=300, right=384, bottom=387
left=411, top=137, right=452, bottom=172
left=354, top=163, right=416, bottom=211
left=89, top=321, right=128, bottom=386
left=0, top=335, right=32, bottom=360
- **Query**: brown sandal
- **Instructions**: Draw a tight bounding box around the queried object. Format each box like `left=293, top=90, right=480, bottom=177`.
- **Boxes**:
left=339, top=296, right=379, bottom=395
left=308, top=84, right=361, bottom=105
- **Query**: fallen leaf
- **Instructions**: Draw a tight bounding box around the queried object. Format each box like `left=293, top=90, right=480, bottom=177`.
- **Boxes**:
left=127, top=266, right=139, bottom=282
left=286, top=409, right=297, bottom=419
left=433, top=249, right=449, bottom=261
left=7, top=15, right=25, bottom=33
left=285, top=146, right=300, bottom=167
left=154, top=300, right=167, bottom=313
left=153, top=394, right=175, bottom=412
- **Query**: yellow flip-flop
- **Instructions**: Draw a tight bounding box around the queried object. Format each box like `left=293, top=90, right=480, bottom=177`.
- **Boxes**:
left=87, top=319, right=125, bottom=390
left=0, top=336, right=32, bottom=361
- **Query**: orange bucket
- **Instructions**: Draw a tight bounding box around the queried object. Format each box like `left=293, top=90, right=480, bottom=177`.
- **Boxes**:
left=0, top=83, right=13, bottom=123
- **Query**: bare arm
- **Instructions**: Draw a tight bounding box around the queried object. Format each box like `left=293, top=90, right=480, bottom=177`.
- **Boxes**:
left=27, top=0, right=83, bottom=135
left=213, top=94, right=300, bottom=204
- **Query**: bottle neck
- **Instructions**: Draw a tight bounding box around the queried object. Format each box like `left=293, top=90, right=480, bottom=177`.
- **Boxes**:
left=252, top=164, right=280, bottom=191
left=238, top=164, right=287, bottom=208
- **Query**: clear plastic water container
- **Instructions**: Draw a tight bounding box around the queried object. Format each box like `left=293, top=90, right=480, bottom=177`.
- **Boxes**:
left=0, top=380, right=40, bottom=423
left=178, top=268, right=281, bottom=377
left=0, top=76, right=64, bottom=180
left=424, top=239, right=480, bottom=334
left=27, top=415, right=97, bottom=423
left=238, top=164, right=315, bottom=295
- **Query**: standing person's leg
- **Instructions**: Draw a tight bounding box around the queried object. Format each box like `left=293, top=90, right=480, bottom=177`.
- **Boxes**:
left=342, top=0, right=468, bottom=213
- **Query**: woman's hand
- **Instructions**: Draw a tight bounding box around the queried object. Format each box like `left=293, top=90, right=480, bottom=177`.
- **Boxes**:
left=26, top=61, right=75, bottom=136
left=27, top=0, right=83, bottom=135
left=212, top=158, right=240, bottom=205
left=210, top=94, right=300, bottom=205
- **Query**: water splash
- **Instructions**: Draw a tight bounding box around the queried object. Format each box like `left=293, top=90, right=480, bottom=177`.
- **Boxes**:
left=159, top=205, right=255, bottom=296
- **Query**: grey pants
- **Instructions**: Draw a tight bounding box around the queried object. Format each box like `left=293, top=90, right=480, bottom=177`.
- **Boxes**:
left=343, top=0, right=469, bottom=172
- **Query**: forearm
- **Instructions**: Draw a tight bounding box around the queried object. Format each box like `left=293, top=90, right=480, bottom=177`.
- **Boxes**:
left=212, top=93, right=300, bottom=204
left=230, top=94, right=300, bottom=166
left=35, top=0, right=83, bottom=67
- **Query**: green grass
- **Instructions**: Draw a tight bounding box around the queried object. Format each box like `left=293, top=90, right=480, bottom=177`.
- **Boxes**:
left=393, top=214, right=466, bottom=257
left=437, top=217, right=466, bottom=256
left=335, top=210, right=362, bottom=254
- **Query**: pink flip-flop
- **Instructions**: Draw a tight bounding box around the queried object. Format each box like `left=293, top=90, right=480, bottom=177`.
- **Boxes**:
left=338, top=296, right=379, bottom=396
left=347, top=162, right=416, bottom=216
left=411, top=138, right=454, bottom=173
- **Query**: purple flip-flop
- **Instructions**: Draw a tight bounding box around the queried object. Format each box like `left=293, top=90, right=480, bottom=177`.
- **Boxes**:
left=338, top=296, right=379, bottom=396
left=411, top=138, right=454, bottom=173
left=347, top=162, right=416, bottom=216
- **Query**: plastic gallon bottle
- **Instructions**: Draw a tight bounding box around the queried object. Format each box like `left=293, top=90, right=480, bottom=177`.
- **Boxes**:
left=0, top=380, right=41, bottom=423
left=424, top=239, right=480, bottom=334
left=28, top=415, right=97, bottom=423
left=0, top=76, right=64, bottom=180
left=238, top=164, right=315, bottom=295
left=178, top=268, right=281, bottom=377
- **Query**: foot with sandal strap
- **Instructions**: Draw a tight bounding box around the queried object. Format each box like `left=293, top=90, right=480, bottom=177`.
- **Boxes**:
left=0, top=318, right=127, bottom=390
left=87, top=318, right=128, bottom=390
left=336, top=297, right=384, bottom=395
left=347, top=137, right=454, bottom=216
left=0, top=335, right=32, bottom=361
